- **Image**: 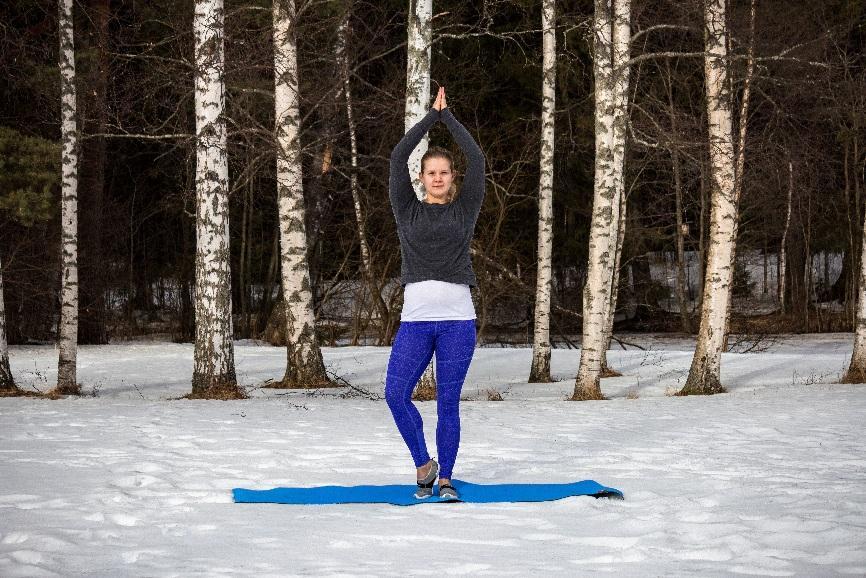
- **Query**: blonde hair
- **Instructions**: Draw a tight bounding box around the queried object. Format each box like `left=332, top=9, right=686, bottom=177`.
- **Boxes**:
left=421, top=146, right=459, bottom=202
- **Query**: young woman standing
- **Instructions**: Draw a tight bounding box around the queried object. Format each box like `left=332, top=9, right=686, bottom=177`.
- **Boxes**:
left=385, top=87, right=485, bottom=500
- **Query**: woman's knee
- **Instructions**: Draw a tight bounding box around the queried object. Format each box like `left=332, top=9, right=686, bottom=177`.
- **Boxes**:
left=436, top=393, right=461, bottom=416
left=384, top=381, right=403, bottom=404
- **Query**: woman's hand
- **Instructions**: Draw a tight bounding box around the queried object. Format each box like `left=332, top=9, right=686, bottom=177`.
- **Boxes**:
left=432, top=86, right=448, bottom=111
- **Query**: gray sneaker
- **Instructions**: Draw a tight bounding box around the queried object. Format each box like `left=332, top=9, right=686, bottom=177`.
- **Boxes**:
left=438, top=483, right=459, bottom=501
left=414, top=459, right=439, bottom=499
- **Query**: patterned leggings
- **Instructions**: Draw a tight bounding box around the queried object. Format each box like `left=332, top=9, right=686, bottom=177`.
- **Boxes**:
left=384, top=320, right=476, bottom=480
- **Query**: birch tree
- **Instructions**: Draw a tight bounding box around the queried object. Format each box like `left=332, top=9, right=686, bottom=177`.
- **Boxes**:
left=404, top=0, right=432, bottom=197
left=779, top=159, right=793, bottom=312
left=0, top=257, right=17, bottom=393
left=404, top=0, right=437, bottom=398
left=678, top=0, right=738, bottom=395
left=529, top=0, right=556, bottom=383
left=722, top=0, right=756, bottom=346
left=733, top=0, right=756, bottom=205
left=572, top=0, right=630, bottom=401
left=273, top=0, right=333, bottom=388
left=55, top=0, right=80, bottom=395
left=599, top=190, right=626, bottom=376
left=599, top=0, right=631, bottom=377
left=663, top=60, right=694, bottom=334
left=191, top=0, right=240, bottom=397
left=843, top=181, right=866, bottom=382
left=338, top=6, right=392, bottom=345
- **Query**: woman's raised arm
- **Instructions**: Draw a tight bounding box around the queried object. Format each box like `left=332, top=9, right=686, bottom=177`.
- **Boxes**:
left=439, top=106, right=485, bottom=219
left=389, top=108, right=439, bottom=222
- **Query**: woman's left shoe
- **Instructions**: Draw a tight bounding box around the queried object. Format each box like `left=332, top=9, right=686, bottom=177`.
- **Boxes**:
left=414, top=459, right=439, bottom=499
left=438, top=483, right=460, bottom=501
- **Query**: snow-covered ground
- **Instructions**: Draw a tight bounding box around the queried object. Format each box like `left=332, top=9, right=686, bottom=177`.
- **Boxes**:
left=2, top=335, right=865, bottom=576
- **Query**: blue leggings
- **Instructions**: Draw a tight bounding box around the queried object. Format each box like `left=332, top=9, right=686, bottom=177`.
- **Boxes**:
left=385, top=320, right=476, bottom=480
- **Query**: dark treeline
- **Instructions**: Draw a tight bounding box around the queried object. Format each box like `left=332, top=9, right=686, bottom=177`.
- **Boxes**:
left=1, top=0, right=865, bottom=346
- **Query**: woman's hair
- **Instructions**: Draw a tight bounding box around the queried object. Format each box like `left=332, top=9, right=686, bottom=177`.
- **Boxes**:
left=420, top=146, right=459, bottom=202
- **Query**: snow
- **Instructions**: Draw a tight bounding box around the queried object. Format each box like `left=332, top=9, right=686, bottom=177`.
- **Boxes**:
left=2, top=335, right=865, bottom=576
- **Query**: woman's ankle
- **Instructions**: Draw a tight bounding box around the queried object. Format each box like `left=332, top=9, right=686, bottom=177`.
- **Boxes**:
left=416, top=459, right=433, bottom=478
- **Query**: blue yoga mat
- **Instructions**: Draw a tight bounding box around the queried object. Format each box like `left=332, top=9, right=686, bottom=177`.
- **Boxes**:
left=232, top=479, right=623, bottom=506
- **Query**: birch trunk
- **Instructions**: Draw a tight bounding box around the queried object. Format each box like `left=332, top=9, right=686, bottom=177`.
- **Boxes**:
left=600, top=188, right=626, bottom=376
left=404, top=0, right=437, bottom=396
left=666, top=62, right=693, bottom=333
left=722, top=0, right=755, bottom=346
left=571, top=0, right=631, bottom=400
left=238, top=180, right=250, bottom=338
left=779, top=160, right=793, bottom=312
left=733, top=0, right=756, bottom=206
left=804, top=196, right=812, bottom=327
left=56, top=0, right=80, bottom=395
left=844, top=144, right=855, bottom=325
left=529, top=0, right=556, bottom=383
left=854, top=141, right=863, bottom=327
left=405, top=0, right=432, bottom=197
left=273, top=0, right=333, bottom=388
left=191, top=0, right=239, bottom=396
left=673, top=147, right=692, bottom=332
left=844, top=190, right=866, bottom=381
left=679, top=0, right=737, bottom=396
left=697, top=162, right=707, bottom=311
left=0, top=257, right=16, bottom=392
left=572, top=0, right=616, bottom=401
left=339, top=9, right=391, bottom=346
left=599, top=0, right=631, bottom=377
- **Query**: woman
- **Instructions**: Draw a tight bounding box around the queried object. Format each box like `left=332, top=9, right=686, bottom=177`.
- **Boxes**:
left=385, top=87, right=485, bottom=501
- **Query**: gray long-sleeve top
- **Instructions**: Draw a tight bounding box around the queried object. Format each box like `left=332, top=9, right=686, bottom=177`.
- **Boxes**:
left=389, top=107, right=485, bottom=288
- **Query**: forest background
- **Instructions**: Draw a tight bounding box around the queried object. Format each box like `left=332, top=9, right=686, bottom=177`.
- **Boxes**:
left=1, top=0, right=864, bottom=350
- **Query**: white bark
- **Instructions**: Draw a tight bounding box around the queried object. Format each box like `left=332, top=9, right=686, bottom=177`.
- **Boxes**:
left=57, top=0, right=80, bottom=394
left=666, top=62, right=693, bottom=333
left=680, top=0, right=737, bottom=395
left=600, top=187, right=627, bottom=373
left=339, top=13, right=367, bottom=283
left=779, top=159, right=793, bottom=312
left=722, top=0, right=756, bottom=347
left=573, top=0, right=628, bottom=400
left=339, top=9, right=390, bottom=345
left=404, top=0, right=437, bottom=394
left=672, top=145, right=692, bottom=332
left=0, top=256, right=15, bottom=391
left=404, top=0, right=432, bottom=198
left=192, top=0, right=237, bottom=393
left=845, top=184, right=866, bottom=381
left=274, top=0, right=330, bottom=387
left=600, top=0, right=631, bottom=373
left=530, top=0, right=556, bottom=383
left=733, top=0, right=756, bottom=206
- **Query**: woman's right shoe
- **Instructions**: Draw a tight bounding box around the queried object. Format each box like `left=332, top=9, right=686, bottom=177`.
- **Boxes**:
left=414, top=459, right=439, bottom=499
left=438, top=483, right=459, bottom=501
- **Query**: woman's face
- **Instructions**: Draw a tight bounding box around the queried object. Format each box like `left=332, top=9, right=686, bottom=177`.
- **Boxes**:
left=419, top=157, right=454, bottom=204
